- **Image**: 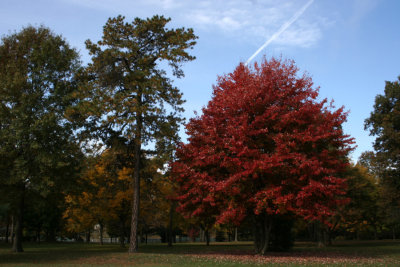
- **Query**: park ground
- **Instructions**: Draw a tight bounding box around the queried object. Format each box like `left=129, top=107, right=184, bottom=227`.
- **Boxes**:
left=1, top=240, right=400, bottom=266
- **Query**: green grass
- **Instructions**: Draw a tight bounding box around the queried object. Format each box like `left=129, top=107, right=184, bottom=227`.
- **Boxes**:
left=1, top=240, right=400, bottom=266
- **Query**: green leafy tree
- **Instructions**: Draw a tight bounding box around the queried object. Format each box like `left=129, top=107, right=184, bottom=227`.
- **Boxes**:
left=71, top=15, right=197, bottom=252
left=365, top=77, right=400, bottom=237
left=0, top=26, right=82, bottom=252
left=23, top=190, right=66, bottom=242
left=337, top=164, right=381, bottom=239
left=358, top=151, right=382, bottom=177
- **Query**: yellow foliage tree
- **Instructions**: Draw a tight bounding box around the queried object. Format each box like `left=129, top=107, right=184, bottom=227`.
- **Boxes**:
left=64, top=149, right=133, bottom=246
left=64, top=149, right=175, bottom=246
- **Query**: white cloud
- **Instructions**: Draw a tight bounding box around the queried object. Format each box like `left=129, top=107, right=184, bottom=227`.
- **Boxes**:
left=188, top=7, right=246, bottom=32
left=276, top=20, right=321, bottom=48
left=183, top=0, right=327, bottom=48
left=61, top=0, right=329, bottom=48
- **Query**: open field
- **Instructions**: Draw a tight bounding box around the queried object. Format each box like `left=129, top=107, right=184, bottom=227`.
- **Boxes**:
left=1, top=240, right=400, bottom=266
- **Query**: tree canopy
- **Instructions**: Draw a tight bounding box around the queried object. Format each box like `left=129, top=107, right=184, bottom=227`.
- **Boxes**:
left=172, top=58, right=354, bottom=254
left=365, top=76, right=400, bottom=236
left=70, top=15, right=197, bottom=252
left=0, top=26, right=82, bottom=252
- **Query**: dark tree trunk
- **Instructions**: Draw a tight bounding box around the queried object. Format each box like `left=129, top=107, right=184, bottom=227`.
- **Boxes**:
left=253, top=216, right=262, bottom=254
left=373, top=224, right=378, bottom=240
left=120, top=236, right=125, bottom=247
left=235, top=227, right=238, bottom=242
left=254, top=215, right=263, bottom=254
left=261, top=216, right=272, bottom=255
left=99, top=223, right=104, bottom=245
left=12, top=185, right=25, bottom=252
left=120, top=220, right=126, bottom=248
left=168, top=203, right=174, bottom=247
left=393, top=227, right=396, bottom=240
left=325, top=229, right=332, bottom=246
left=316, top=223, right=327, bottom=247
left=5, top=215, right=10, bottom=243
left=10, top=215, right=14, bottom=245
left=46, top=230, right=56, bottom=242
left=307, top=222, right=316, bottom=242
left=129, top=111, right=142, bottom=253
left=200, top=229, right=204, bottom=242
left=253, top=215, right=272, bottom=255
left=86, top=229, right=91, bottom=243
left=205, top=228, right=210, bottom=246
left=36, top=225, right=41, bottom=243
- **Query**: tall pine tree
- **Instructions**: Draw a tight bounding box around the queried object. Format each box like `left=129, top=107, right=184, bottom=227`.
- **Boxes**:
left=72, top=15, right=197, bottom=252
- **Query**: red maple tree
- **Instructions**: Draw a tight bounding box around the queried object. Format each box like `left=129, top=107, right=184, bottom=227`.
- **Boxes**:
left=172, top=58, right=354, bottom=254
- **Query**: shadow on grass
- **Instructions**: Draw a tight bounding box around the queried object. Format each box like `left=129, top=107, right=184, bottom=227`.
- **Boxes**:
left=1, top=240, right=400, bottom=265
left=0, top=242, right=127, bottom=265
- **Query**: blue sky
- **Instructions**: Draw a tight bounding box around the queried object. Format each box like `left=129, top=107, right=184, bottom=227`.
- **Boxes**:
left=2, top=0, right=400, bottom=161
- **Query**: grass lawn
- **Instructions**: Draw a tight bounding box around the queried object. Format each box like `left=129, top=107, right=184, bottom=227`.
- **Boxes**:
left=1, top=240, right=400, bottom=266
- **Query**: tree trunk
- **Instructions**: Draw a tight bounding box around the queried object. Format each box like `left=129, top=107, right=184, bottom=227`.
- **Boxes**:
left=86, top=229, right=91, bottom=243
left=168, top=203, right=174, bottom=247
left=99, top=223, right=104, bottom=245
left=36, top=225, right=41, bottom=243
left=200, top=229, right=204, bottom=242
left=260, top=216, right=272, bottom=255
left=393, top=227, right=396, bottom=240
left=317, top=224, right=326, bottom=247
left=120, top=220, right=126, bottom=247
left=10, top=215, right=14, bottom=245
left=5, top=215, right=10, bottom=243
left=12, top=185, right=25, bottom=252
left=253, top=215, right=272, bottom=255
left=129, top=112, right=142, bottom=253
left=373, top=224, right=378, bottom=240
left=205, top=228, right=210, bottom=246
left=234, top=227, right=238, bottom=242
left=253, top=216, right=262, bottom=254
left=325, top=229, right=332, bottom=246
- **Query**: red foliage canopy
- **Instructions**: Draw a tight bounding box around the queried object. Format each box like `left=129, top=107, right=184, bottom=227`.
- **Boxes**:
left=172, top=58, right=354, bottom=226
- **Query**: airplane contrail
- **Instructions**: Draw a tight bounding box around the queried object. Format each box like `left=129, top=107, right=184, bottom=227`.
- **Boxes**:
left=245, top=0, right=314, bottom=66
